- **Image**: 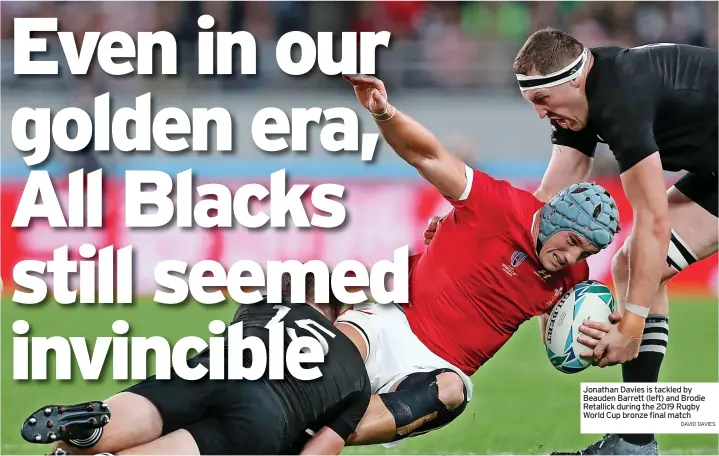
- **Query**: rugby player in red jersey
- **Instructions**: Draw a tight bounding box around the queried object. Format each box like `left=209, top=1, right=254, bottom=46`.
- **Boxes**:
left=337, top=74, right=621, bottom=447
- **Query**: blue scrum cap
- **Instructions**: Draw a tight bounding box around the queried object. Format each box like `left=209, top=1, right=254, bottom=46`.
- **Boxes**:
left=538, top=182, right=620, bottom=251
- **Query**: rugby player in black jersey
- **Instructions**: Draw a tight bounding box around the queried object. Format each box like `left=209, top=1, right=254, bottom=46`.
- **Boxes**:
left=20, top=275, right=370, bottom=455
left=512, top=28, right=718, bottom=455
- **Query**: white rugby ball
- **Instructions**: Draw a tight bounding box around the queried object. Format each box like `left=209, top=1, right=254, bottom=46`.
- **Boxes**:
left=544, top=280, right=616, bottom=374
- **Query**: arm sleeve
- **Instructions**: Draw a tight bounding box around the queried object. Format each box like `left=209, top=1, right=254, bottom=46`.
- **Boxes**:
left=446, top=164, right=479, bottom=206
left=596, top=104, right=658, bottom=173
left=442, top=165, right=506, bottom=229
left=327, top=385, right=371, bottom=441
left=550, top=119, right=599, bottom=157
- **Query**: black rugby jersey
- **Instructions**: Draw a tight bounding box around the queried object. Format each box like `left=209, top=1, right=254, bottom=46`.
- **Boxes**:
left=229, top=299, right=370, bottom=451
left=551, top=44, right=718, bottom=174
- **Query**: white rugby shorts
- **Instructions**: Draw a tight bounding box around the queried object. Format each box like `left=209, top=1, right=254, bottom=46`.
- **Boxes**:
left=336, top=301, right=474, bottom=400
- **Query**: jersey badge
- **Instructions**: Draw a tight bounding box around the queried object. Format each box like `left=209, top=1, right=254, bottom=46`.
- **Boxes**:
left=502, top=251, right=528, bottom=277
left=511, top=251, right=527, bottom=267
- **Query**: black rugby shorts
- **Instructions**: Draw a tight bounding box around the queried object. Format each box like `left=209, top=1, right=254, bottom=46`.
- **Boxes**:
left=673, top=171, right=718, bottom=217
left=124, top=351, right=291, bottom=454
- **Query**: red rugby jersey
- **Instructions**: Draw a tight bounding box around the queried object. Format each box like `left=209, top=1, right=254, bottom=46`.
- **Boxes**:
left=404, top=168, right=589, bottom=376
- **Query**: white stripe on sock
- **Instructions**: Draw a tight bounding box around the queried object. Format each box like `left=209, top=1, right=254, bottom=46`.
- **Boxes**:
left=639, top=345, right=667, bottom=355
left=643, top=333, right=668, bottom=342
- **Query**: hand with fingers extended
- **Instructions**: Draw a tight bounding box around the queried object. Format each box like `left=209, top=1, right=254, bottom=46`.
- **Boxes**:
left=342, top=74, right=390, bottom=118
left=578, top=312, right=634, bottom=367
left=423, top=215, right=445, bottom=245
left=593, top=325, right=641, bottom=367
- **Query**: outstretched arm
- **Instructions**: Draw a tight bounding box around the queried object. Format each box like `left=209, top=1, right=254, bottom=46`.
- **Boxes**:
left=344, top=75, right=468, bottom=200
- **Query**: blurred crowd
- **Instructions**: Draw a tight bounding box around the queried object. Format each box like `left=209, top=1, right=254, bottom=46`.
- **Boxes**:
left=1, top=1, right=714, bottom=178
left=2, top=1, right=717, bottom=91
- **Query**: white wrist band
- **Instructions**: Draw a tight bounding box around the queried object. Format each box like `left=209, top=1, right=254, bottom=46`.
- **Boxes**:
left=625, top=303, right=650, bottom=318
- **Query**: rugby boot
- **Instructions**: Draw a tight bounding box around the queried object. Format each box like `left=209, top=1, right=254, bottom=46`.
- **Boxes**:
left=551, top=434, right=658, bottom=455
left=21, top=401, right=110, bottom=445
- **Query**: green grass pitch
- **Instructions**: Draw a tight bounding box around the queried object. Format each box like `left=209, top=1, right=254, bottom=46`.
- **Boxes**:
left=2, top=297, right=717, bottom=455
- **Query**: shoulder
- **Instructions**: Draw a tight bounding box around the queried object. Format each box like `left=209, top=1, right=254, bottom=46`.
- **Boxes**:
left=447, top=167, right=520, bottom=224
left=590, top=46, right=662, bottom=100
left=591, top=46, right=643, bottom=77
left=588, top=46, right=655, bottom=101
left=447, top=168, right=546, bottom=237
left=232, top=299, right=271, bottom=322
left=358, top=367, right=371, bottom=395
left=342, top=346, right=371, bottom=396
left=587, top=52, right=661, bottom=141
left=611, top=42, right=701, bottom=69
left=468, top=168, right=541, bottom=207
left=505, top=184, right=544, bottom=221
left=332, top=322, right=369, bottom=361
left=588, top=46, right=627, bottom=77
left=322, top=331, right=369, bottom=393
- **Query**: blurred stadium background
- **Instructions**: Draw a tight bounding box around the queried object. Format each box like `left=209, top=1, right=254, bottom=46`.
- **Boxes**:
left=1, top=1, right=717, bottom=454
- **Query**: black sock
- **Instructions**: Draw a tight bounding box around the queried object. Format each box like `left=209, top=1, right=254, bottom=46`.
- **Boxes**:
left=619, top=314, right=668, bottom=446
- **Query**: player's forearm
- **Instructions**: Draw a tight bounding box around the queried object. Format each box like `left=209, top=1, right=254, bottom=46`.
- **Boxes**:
left=373, top=105, right=446, bottom=167
left=538, top=314, right=549, bottom=344
left=300, top=439, right=344, bottom=455
left=373, top=105, right=467, bottom=199
left=300, top=428, right=346, bottom=455
left=534, top=146, right=593, bottom=202
left=620, top=211, right=670, bottom=336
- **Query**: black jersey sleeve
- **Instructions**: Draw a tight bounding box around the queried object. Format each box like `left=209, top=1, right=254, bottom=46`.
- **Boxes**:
left=327, top=382, right=371, bottom=441
left=550, top=119, right=598, bottom=157
left=594, top=89, right=659, bottom=173
left=597, top=112, right=658, bottom=173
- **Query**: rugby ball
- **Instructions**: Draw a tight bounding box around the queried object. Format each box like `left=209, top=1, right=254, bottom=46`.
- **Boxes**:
left=544, top=280, right=616, bottom=374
